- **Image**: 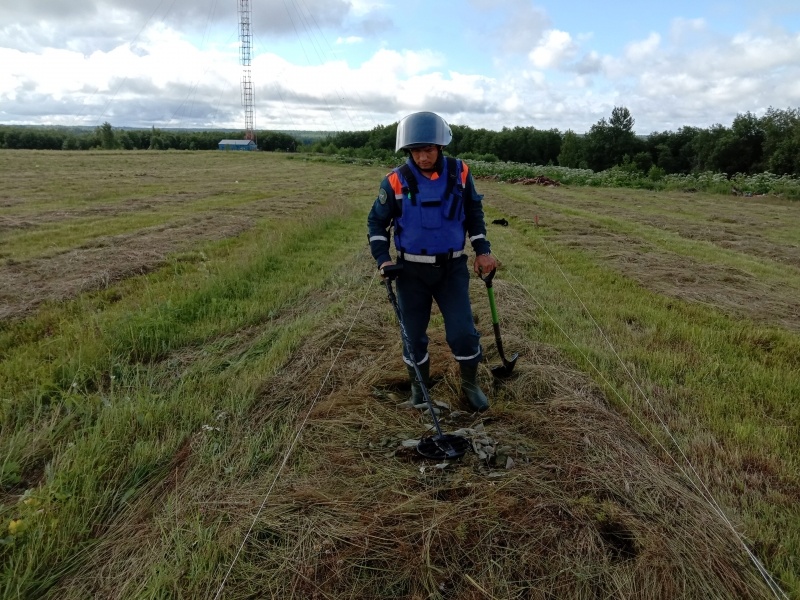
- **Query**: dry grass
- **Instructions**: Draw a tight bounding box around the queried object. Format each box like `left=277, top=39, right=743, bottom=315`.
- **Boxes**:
left=484, top=183, right=800, bottom=332
left=50, top=260, right=777, bottom=599
left=2, top=152, right=794, bottom=599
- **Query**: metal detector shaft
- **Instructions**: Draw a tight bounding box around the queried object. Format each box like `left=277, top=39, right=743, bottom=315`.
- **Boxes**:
left=383, top=271, right=445, bottom=437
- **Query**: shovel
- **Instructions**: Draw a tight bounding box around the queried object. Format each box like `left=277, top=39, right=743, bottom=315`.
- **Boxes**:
left=479, top=268, right=518, bottom=378
left=382, top=264, right=470, bottom=460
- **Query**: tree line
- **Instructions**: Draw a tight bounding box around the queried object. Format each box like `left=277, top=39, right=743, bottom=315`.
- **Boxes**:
left=0, top=124, right=301, bottom=153
left=312, top=106, right=800, bottom=178
left=2, top=106, right=799, bottom=177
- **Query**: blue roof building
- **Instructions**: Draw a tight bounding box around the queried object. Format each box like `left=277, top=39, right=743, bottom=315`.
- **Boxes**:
left=218, top=139, right=257, bottom=151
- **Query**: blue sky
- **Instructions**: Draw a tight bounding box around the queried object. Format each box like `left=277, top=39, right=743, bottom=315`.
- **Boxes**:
left=1, top=0, right=799, bottom=134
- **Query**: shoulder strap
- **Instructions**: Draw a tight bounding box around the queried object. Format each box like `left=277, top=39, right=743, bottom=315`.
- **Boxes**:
left=396, top=163, right=418, bottom=206
left=444, top=157, right=461, bottom=199
left=445, top=157, right=463, bottom=219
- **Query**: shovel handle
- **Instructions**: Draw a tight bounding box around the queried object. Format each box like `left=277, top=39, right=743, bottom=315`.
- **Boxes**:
left=487, top=286, right=500, bottom=325
left=480, top=269, right=500, bottom=324
left=479, top=267, right=497, bottom=287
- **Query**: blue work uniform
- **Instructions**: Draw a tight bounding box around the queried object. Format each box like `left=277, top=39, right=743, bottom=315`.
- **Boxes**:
left=367, top=156, right=491, bottom=368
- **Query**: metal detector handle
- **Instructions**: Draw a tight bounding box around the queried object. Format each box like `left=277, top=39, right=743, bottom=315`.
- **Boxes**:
left=380, top=263, right=404, bottom=281
left=383, top=264, right=472, bottom=456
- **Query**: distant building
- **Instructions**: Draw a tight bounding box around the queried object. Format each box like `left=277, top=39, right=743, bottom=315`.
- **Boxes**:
left=218, top=139, right=257, bottom=151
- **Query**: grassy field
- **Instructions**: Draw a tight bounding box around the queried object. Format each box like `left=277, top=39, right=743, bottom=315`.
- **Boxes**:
left=1, top=150, right=798, bottom=599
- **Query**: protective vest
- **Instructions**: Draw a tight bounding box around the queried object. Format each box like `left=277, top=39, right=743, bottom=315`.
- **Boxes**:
left=391, top=157, right=466, bottom=256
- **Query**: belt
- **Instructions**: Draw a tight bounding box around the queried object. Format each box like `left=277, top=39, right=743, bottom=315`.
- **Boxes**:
left=401, top=250, right=465, bottom=265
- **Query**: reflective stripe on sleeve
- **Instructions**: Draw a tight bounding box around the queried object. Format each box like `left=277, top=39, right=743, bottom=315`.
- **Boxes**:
left=469, top=234, right=486, bottom=242
left=370, top=235, right=389, bottom=242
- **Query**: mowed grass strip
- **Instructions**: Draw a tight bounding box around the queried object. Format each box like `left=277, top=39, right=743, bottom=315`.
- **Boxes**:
left=0, top=150, right=268, bottom=211
left=1, top=152, right=798, bottom=596
left=485, top=180, right=800, bottom=245
left=492, top=183, right=800, bottom=279
left=0, top=157, right=381, bottom=596
left=0, top=150, right=371, bottom=261
left=481, top=198, right=800, bottom=590
left=0, top=190, right=369, bottom=425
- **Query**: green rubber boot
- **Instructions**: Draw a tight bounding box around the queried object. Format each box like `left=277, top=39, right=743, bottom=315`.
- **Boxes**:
left=460, top=363, right=489, bottom=412
left=405, top=361, right=430, bottom=409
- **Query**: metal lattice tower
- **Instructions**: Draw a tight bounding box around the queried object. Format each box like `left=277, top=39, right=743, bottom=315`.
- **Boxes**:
left=238, top=0, right=255, bottom=142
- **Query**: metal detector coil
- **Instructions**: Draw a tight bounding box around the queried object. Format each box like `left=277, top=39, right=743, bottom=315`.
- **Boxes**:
left=416, top=434, right=471, bottom=460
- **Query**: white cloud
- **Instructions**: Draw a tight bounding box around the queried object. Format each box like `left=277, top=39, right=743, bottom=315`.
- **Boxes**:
left=1, top=1, right=799, bottom=134
left=528, top=29, right=577, bottom=69
left=726, top=31, right=800, bottom=71
left=669, top=17, right=707, bottom=41
left=361, top=48, right=445, bottom=79
left=571, top=50, right=603, bottom=75
left=478, top=0, right=551, bottom=54
left=348, top=0, right=388, bottom=16
left=625, top=32, right=661, bottom=61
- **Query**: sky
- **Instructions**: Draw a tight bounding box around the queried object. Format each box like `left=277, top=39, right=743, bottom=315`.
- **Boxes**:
left=1, top=0, right=799, bottom=134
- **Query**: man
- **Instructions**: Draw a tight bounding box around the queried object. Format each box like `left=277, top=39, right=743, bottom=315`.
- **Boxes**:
left=367, top=111, right=497, bottom=412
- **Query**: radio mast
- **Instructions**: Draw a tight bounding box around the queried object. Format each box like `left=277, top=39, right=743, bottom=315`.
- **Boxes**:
left=238, top=0, right=255, bottom=142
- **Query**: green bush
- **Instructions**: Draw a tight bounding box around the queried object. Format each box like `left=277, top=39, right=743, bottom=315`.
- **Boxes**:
left=648, top=165, right=666, bottom=181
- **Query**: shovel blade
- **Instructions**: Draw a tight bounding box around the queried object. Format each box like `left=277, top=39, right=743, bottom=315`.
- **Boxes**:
left=490, top=353, right=519, bottom=378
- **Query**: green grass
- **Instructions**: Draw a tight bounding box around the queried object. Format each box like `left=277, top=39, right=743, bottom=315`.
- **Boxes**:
left=1, top=150, right=798, bottom=598
left=1, top=189, right=370, bottom=598
left=481, top=180, right=800, bottom=593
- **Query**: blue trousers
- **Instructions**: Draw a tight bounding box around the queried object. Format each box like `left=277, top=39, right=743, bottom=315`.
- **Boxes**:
left=396, top=255, right=482, bottom=367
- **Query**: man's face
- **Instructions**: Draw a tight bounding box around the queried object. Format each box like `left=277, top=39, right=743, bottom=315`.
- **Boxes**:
left=409, top=145, right=439, bottom=171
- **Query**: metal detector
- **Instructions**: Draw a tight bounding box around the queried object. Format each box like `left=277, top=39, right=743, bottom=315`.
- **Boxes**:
left=479, top=268, right=519, bottom=378
left=382, top=264, right=470, bottom=460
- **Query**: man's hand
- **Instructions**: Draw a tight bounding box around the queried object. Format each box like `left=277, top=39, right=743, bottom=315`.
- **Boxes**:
left=474, top=253, right=497, bottom=276
left=379, top=261, right=395, bottom=278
